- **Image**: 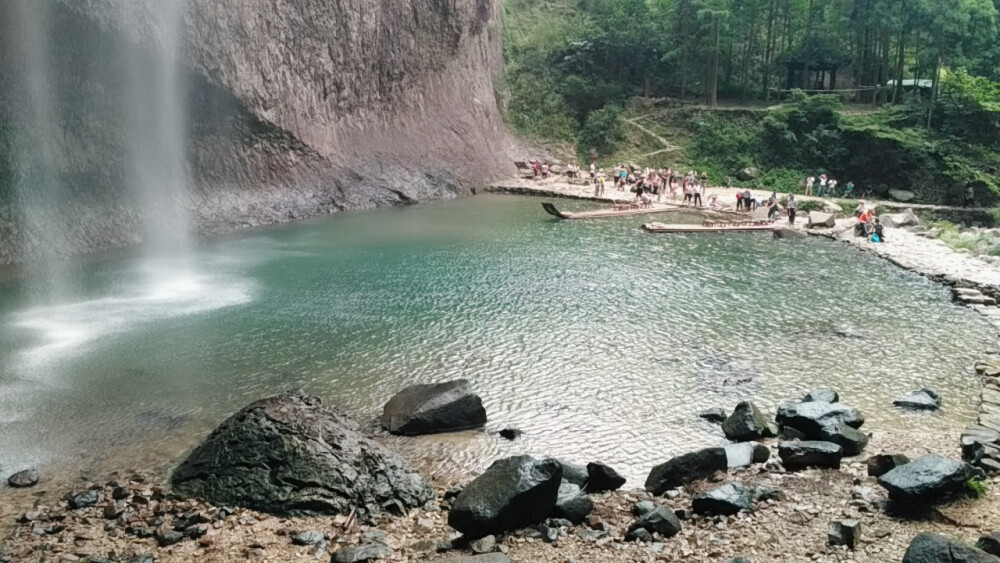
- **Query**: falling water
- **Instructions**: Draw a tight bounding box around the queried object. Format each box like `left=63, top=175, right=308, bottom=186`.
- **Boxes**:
left=123, top=0, right=193, bottom=262
left=0, top=0, right=252, bottom=451
left=4, top=0, right=72, bottom=303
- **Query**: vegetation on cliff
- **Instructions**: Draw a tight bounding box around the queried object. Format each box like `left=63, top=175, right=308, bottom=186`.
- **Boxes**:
left=499, top=0, right=1000, bottom=204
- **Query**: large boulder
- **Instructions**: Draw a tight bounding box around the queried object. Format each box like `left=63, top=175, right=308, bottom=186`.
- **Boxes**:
left=171, top=391, right=432, bottom=521
left=778, top=441, right=843, bottom=470
left=448, top=456, right=562, bottom=538
left=776, top=401, right=864, bottom=438
left=881, top=208, right=920, bottom=228
left=773, top=227, right=807, bottom=240
left=902, top=533, right=1000, bottom=563
left=692, top=483, right=752, bottom=515
left=807, top=211, right=836, bottom=229
left=893, top=389, right=941, bottom=411
left=877, top=454, right=971, bottom=503
left=736, top=167, right=760, bottom=181
left=645, top=447, right=728, bottom=495
left=381, top=379, right=487, bottom=435
left=889, top=190, right=916, bottom=202
left=722, top=401, right=770, bottom=442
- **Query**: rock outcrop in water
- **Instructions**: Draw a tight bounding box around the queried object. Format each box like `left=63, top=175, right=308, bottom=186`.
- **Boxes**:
left=381, top=379, right=488, bottom=436
left=0, top=0, right=512, bottom=263
left=171, top=390, right=433, bottom=521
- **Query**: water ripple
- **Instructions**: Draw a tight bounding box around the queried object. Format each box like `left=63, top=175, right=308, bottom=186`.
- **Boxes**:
left=0, top=195, right=992, bottom=485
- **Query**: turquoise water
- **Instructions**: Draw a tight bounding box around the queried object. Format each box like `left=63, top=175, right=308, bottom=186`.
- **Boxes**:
left=0, top=194, right=992, bottom=485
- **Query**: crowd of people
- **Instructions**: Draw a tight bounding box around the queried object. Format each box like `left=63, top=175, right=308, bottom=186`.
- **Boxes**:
left=528, top=160, right=887, bottom=242
left=582, top=165, right=720, bottom=207
left=803, top=174, right=854, bottom=198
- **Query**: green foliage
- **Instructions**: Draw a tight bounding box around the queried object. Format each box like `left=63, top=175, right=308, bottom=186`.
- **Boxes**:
left=500, top=0, right=1000, bottom=203
left=758, top=168, right=806, bottom=194
left=967, top=477, right=989, bottom=498
left=577, top=105, right=626, bottom=161
left=936, top=69, right=1000, bottom=144
left=503, top=66, right=579, bottom=141
left=796, top=200, right=826, bottom=213
left=688, top=112, right=760, bottom=172
left=760, top=92, right=845, bottom=170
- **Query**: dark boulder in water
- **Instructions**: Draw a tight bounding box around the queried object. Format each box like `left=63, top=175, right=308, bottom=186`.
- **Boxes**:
left=381, top=379, right=487, bottom=435
left=893, top=388, right=942, bottom=411
left=722, top=401, right=770, bottom=442
left=698, top=408, right=727, bottom=423
left=802, top=389, right=839, bottom=403
left=586, top=462, right=626, bottom=493
left=8, top=468, right=39, bottom=488
left=448, top=456, right=562, bottom=538
left=776, top=401, right=864, bottom=437
left=171, top=390, right=433, bottom=522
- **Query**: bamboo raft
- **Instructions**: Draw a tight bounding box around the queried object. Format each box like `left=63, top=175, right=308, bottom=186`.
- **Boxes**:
left=642, top=220, right=775, bottom=234
left=541, top=201, right=681, bottom=219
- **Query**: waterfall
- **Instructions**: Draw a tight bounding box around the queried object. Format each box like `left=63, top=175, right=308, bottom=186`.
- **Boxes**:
left=4, top=0, right=71, bottom=303
left=123, top=0, right=193, bottom=262
left=2, top=0, right=195, bottom=291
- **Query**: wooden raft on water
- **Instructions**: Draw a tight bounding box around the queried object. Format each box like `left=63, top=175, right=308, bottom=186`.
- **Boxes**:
left=541, top=201, right=682, bottom=219
left=642, top=220, right=775, bottom=234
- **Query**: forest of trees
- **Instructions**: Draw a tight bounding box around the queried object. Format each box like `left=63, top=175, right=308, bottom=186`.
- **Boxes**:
left=501, top=0, right=1000, bottom=203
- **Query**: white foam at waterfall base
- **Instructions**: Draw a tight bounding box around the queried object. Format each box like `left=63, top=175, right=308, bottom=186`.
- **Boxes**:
left=7, top=260, right=252, bottom=378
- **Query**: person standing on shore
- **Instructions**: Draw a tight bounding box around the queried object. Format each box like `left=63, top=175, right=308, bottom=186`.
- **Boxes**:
left=767, top=193, right=779, bottom=221
left=693, top=181, right=703, bottom=207
left=805, top=176, right=815, bottom=196
left=787, top=194, right=798, bottom=224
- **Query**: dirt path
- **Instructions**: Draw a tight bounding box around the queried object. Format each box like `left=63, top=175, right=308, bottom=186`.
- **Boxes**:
left=625, top=115, right=682, bottom=158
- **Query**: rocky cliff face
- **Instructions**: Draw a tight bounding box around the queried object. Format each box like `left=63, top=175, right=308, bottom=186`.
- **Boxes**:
left=0, top=0, right=512, bottom=264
